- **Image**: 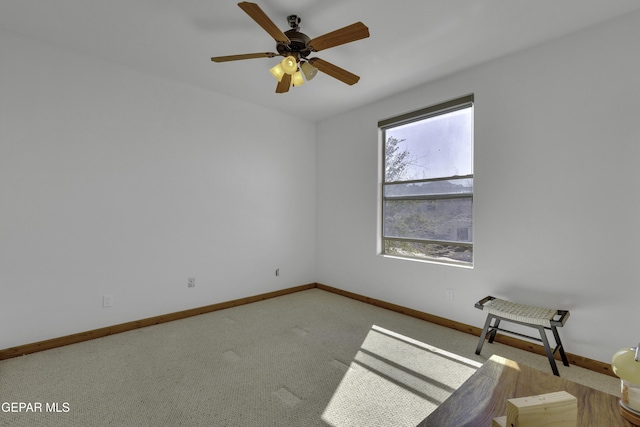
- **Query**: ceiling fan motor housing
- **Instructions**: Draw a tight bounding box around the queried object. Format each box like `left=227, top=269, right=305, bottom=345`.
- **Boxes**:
left=277, top=29, right=311, bottom=59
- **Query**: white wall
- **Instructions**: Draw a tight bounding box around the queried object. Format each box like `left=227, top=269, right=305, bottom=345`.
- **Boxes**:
left=3, top=12, right=639, bottom=366
left=0, top=30, right=317, bottom=349
left=316, top=11, right=640, bottom=364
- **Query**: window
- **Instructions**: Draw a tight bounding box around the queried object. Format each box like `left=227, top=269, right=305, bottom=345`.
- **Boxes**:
left=379, top=95, right=474, bottom=265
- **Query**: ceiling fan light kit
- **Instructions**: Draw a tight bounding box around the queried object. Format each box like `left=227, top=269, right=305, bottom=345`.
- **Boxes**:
left=280, top=55, right=298, bottom=74
left=300, top=61, right=318, bottom=81
left=292, top=70, right=304, bottom=86
left=210, top=1, right=369, bottom=93
left=269, top=63, right=285, bottom=82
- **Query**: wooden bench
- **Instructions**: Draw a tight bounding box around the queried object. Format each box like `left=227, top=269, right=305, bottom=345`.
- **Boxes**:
left=475, top=296, right=570, bottom=376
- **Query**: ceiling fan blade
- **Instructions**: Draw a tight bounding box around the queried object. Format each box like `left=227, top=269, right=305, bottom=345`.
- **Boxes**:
left=308, top=58, right=360, bottom=85
left=238, top=2, right=290, bottom=44
left=211, top=52, right=277, bottom=62
left=275, top=73, right=291, bottom=93
left=308, top=22, right=369, bottom=52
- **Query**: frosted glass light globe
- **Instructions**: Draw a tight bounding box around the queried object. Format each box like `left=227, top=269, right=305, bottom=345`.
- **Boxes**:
left=281, top=56, right=297, bottom=75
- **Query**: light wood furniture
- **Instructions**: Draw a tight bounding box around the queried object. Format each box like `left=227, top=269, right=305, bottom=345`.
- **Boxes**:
left=418, top=355, right=633, bottom=427
left=505, top=391, right=577, bottom=426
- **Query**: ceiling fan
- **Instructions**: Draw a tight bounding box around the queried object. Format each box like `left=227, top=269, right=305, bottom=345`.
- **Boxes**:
left=211, top=2, right=370, bottom=93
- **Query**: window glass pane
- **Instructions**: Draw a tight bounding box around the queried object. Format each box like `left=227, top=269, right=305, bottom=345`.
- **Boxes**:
left=384, top=198, right=472, bottom=243
left=381, top=95, right=473, bottom=265
left=384, top=107, right=473, bottom=182
left=384, top=178, right=473, bottom=198
left=384, top=239, right=472, bottom=263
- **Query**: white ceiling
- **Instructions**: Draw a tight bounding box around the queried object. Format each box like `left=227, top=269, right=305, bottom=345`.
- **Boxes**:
left=2, top=0, right=640, bottom=122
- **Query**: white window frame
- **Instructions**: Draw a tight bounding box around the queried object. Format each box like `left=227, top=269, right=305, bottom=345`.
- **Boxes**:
left=378, top=94, right=474, bottom=266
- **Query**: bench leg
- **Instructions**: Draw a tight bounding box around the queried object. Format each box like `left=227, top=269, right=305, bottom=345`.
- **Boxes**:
left=475, top=315, right=494, bottom=355
left=488, top=318, right=501, bottom=343
left=551, top=326, right=570, bottom=367
left=537, top=325, right=560, bottom=376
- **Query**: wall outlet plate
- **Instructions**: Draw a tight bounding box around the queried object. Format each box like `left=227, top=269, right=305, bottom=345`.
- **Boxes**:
left=446, top=288, right=454, bottom=301
left=103, top=294, right=113, bottom=308
left=188, top=277, right=195, bottom=288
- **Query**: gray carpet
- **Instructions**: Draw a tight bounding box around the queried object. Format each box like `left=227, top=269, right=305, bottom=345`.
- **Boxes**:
left=0, top=289, right=619, bottom=426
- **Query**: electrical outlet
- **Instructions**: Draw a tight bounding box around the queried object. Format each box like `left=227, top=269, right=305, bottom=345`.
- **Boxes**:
left=275, top=269, right=280, bottom=277
left=446, top=288, right=454, bottom=301
left=188, top=277, right=195, bottom=288
left=103, top=294, right=113, bottom=308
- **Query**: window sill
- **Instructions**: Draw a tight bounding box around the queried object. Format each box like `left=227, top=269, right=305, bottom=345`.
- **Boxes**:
left=380, top=254, right=474, bottom=269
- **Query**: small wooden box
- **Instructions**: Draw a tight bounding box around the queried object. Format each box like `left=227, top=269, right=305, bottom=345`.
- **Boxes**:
left=505, top=391, right=577, bottom=427
left=492, top=416, right=506, bottom=427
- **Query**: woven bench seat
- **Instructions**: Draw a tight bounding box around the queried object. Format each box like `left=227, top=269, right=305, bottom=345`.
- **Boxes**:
left=475, top=296, right=570, bottom=376
left=484, top=298, right=558, bottom=327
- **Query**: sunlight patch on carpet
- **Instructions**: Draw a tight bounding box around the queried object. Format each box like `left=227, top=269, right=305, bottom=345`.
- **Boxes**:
left=321, top=325, right=482, bottom=427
